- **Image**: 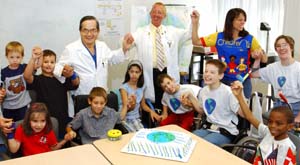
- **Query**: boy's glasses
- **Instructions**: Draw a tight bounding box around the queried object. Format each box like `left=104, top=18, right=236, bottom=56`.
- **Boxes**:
left=81, top=28, right=98, bottom=34
left=275, top=43, right=288, bottom=49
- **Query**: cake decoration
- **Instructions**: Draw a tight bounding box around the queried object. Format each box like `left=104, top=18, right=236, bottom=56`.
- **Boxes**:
left=121, top=129, right=196, bottom=162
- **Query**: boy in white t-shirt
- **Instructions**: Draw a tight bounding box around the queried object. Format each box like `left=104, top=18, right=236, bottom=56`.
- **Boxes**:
left=231, top=81, right=296, bottom=165
left=183, top=59, right=244, bottom=146
left=157, top=74, right=201, bottom=131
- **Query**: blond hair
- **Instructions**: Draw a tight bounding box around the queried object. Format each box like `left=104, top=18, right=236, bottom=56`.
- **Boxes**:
left=150, top=2, right=166, bottom=16
left=5, top=41, right=24, bottom=57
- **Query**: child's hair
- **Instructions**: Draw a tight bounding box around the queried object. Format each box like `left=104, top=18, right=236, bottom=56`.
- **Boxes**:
left=270, top=105, right=294, bottom=124
left=274, top=35, right=295, bottom=57
left=43, top=49, right=56, bottom=61
left=205, top=59, right=226, bottom=74
left=5, top=41, right=24, bottom=57
left=22, top=102, right=53, bottom=136
left=88, top=87, right=107, bottom=102
left=157, top=73, right=172, bottom=87
left=123, top=60, right=144, bottom=88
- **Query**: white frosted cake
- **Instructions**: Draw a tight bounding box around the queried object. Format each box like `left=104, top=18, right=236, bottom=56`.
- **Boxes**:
left=121, top=129, right=196, bottom=162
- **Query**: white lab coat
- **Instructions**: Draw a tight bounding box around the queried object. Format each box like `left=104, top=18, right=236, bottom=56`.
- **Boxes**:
left=53, top=39, right=126, bottom=116
left=131, top=24, right=192, bottom=102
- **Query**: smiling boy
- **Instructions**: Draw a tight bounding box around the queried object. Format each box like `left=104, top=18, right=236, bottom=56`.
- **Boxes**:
left=157, top=74, right=201, bottom=131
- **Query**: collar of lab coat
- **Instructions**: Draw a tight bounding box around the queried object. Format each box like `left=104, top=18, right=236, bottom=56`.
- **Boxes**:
left=146, top=24, right=167, bottom=36
left=75, top=39, right=98, bottom=57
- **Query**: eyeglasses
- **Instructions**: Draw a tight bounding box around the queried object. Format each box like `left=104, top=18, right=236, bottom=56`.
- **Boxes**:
left=275, top=43, right=289, bottom=49
left=81, top=28, right=98, bottom=34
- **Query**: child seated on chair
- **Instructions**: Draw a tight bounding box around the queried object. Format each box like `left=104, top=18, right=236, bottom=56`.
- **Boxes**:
left=251, top=35, right=300, bottom=124
left=66, top=87, right=121, bottom=144
left=7, top=102, right=72, bottom=156
left=231, top=81, right=296, bottom=165
left=120, top=60, right=161, bottom=132
left=182, top=59, right=244, bottom=146
left=157, top=74, right=201, bottom=131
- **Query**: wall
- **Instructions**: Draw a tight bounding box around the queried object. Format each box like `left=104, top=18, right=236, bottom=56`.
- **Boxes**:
left=0, top=0, right=96, bottom=64
left=0, top=0, right=299, bottom=90
left=0, top=0, right=208, bottom=90
left=283, top=0, right=300, bottom=60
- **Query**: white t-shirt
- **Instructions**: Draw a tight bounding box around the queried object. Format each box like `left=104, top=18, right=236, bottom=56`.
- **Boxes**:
left=161, top=84, right=201, bottom=114
left=257, top=123, right=296, bottom=164
left=259, top=61, right=300, bottom=103
left=199, top=83, right=240, bottom=135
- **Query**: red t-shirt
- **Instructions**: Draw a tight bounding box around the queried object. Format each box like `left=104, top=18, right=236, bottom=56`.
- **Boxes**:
left=14, top=125, right=58, bottom=156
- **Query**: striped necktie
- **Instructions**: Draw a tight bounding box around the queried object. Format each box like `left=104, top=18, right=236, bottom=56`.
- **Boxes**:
left=155, top=29, right=165, bottom=71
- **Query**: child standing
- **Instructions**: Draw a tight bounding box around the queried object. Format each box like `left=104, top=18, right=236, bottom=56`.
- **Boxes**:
left=183, top=59, right=244, bottom=146
left=23, top=47, right=79, bottom=138
left=1, top=41, right=31, bottom=121
left=7, top=102, right=72, bottom=156
left=157, top=74, right=201, bottom=131
left=120, top=60, right=161, bottom=132
left=231, top=81, right=296, bottom=164
left=66, top=87, right=121, bottom=144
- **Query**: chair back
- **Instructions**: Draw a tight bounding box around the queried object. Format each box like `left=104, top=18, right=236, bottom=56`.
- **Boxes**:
left=106, top=91, right=119, bottom=111
left=73, top=91, right=119, bottom=114
left=288, top=132, right=300, bottom=164
left=73, top=95, right=89, bottom=114
left=50, top=117, right=59, bottom=139
left=72, top=92, right=128, bottom=135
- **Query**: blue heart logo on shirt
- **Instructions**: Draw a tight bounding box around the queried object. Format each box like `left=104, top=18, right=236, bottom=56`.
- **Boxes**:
left=205, top=98, right=216, bottom=115
left=170, top=98, right=181, bottom=111
left=277, top=76, right=286, bottom=88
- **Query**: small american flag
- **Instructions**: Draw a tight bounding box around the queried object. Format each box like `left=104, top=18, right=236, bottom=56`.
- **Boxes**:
left=264, top=148, right=278, bottom=165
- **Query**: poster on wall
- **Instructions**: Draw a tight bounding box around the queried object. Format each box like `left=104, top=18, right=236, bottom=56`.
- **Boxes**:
left=96, top=0, right=124, bottom=37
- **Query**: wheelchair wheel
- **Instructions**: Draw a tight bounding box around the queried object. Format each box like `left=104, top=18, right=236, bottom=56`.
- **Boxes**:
left=231, top=136, right=259, bottom=163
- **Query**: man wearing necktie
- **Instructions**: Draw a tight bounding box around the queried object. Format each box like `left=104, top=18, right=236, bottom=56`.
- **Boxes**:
left=127, top=2, right=192, bottom=114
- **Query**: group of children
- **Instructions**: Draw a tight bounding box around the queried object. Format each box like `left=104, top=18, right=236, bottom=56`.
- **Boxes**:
left=1, top=42, right=79, bottom=156
left=0, top=35, right=299, bottom=164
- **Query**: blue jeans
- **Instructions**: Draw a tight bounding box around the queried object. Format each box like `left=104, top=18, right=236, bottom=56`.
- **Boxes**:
left=193, top=129, right=232, bottom=146
left=222, top=78, right=252, bottom=99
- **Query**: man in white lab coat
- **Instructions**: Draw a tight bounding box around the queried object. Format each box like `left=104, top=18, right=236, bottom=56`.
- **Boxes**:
left=127, top=2, right=192, bottom=110
left=53, top=15, right=133, bottom=116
